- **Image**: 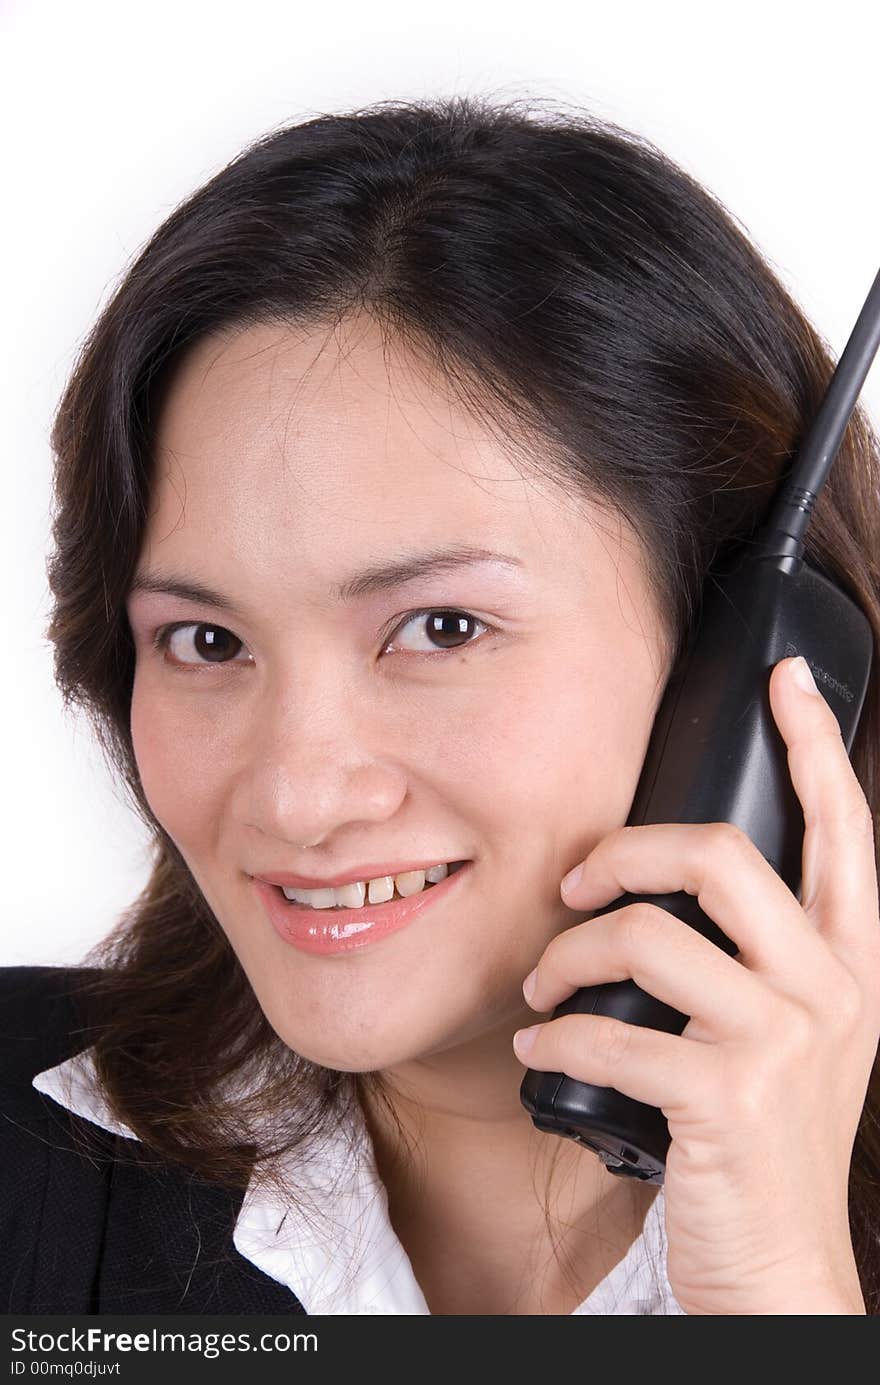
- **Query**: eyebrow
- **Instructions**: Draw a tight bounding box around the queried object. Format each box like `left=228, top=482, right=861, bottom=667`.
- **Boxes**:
left=127, top=545, right=525, bottom=615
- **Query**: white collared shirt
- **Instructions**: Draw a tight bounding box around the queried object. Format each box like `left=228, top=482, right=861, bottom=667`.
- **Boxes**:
left=32, top=1047, right=685, bottom=1314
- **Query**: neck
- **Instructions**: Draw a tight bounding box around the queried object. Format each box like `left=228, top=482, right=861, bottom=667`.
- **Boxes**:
left=356, top=1019, right=657, bottom=1313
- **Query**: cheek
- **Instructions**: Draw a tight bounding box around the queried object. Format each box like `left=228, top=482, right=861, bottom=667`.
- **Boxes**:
left=555, top=673, right=654, bottom=802
left=483, top=653, right=660, bottom=865
left=129, top=682, right=222, bottom=843
left=468, top=662, right=641, bottom=797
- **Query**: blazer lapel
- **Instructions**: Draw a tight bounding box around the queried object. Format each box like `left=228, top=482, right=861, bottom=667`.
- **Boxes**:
left=96, top=1132, right=307, bottom=1314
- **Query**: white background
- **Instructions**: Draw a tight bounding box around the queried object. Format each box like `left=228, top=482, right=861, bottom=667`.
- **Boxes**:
left=1, top=0, right=878, bottom=965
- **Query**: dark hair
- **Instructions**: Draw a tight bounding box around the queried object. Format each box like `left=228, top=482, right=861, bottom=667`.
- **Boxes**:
left=46, top=93, right=880, bottom=1312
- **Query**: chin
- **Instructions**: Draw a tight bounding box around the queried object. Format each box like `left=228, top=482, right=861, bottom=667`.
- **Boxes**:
left=287, top=1050, right=394, bottom=1075
left=284, top=1027, right=443, bottom=1073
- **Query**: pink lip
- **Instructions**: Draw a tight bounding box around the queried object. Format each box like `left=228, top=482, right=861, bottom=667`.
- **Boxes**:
left=255, top=860, right=461, bottom=889
left=253, top=862, right=472, bottom=956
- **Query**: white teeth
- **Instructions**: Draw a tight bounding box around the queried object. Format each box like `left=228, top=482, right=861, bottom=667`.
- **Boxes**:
left=281, top=861, right=453, bottom=909
left=424, top=863, right=451, bottom=883
left=367, top=875, right=397, bottom=904
left=336, top=881, right=367, bottom=908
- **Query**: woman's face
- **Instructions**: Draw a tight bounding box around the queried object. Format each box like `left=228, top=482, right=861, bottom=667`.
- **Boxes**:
left=126, top=316, right=673, bottom=1072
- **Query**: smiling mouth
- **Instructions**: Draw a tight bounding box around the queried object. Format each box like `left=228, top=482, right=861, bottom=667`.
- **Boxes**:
left=276, top=859, right=470, bottom=910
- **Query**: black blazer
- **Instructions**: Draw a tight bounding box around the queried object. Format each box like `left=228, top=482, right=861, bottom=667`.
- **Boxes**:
left=0, top=964, right=307, bottom=1314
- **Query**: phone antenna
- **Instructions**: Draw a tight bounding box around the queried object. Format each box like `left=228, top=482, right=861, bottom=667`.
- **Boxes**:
left=755, top=266, right=880, bottom=561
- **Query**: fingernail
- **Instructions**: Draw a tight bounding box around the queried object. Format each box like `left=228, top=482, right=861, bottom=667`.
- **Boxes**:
left=513, top=1025, right=541, bottom=1056
left=522, top=968, right=538, bottom=1004
left=561, top=862, right=583, bottom=895
left=791, top=656, right=820, bottom=696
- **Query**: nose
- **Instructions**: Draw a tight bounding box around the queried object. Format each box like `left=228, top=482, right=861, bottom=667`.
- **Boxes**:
left=239, top=678, right=409, bottom=845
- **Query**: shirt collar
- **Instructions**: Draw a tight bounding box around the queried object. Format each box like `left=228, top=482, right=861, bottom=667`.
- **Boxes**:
left=32, top=1047, right=682, bottom=1314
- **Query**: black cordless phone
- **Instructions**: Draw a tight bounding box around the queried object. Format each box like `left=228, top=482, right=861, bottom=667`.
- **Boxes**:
left=520, top=267, right=880, bottom=1183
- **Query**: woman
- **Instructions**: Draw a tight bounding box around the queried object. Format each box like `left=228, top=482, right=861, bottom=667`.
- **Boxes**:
left=2, top=93, right=879, bottom=1316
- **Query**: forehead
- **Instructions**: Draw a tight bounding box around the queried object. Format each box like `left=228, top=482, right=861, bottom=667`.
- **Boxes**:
left=144, top=316, right=645, bottom=604
left=153, top=316, right=539, bottom=510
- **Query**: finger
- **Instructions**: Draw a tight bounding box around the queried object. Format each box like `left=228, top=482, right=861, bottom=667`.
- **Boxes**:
left=562, top=819, right=829, bottom=992
left=525, top=904, right=769, bottom=1039
left=513, top=1012, right=716, bottom=1116
left=767, top=656, right=879, bottom=964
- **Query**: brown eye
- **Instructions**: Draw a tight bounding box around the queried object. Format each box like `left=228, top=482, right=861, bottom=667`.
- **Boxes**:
left=155, top=622, right=250, bottom=666
left=387, top=609, right=489, bottom=655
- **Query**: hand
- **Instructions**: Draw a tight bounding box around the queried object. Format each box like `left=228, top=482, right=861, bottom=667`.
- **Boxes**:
left=513, top=655, right=880, bottom=1315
